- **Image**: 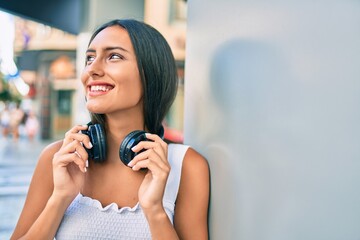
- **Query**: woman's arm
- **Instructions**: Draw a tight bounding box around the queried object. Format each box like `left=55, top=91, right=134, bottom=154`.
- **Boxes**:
left=11, top=125, right=92, bottom=239
left=10, top=141, right=66, bottom=239
left=174, top=148, right=210, bottom=239
left=131, top=139, right=210, bottom=240
left=144, top=148, right=210, bottom=240
left=130, top=134, right=180, bottom=239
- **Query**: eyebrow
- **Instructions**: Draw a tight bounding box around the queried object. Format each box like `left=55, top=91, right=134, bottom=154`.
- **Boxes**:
left=86, top=46, right=129, bottom=53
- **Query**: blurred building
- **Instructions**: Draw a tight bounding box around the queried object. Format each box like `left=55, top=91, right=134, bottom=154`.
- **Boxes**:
left=0, top=0, right=187, bottom=141
left=14, top=18, right=78, bottom=139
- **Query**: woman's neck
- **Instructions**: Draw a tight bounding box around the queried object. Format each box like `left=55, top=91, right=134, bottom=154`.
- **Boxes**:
left=104, top=111, right=144, bottom=148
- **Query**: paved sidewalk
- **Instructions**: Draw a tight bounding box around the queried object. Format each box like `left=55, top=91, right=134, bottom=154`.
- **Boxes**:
left=0, top=137, right=53, bottom=239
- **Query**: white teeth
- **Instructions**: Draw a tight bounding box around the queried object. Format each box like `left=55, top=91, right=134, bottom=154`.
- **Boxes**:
left=90, top=85, right=112, bottom=92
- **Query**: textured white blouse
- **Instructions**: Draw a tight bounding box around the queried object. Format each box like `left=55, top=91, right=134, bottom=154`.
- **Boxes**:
left=55, top=144, right=189, bottom=240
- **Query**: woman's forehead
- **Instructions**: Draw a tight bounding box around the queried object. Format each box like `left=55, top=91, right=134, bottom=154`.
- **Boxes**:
left=89, top=25, right=133, bottom=50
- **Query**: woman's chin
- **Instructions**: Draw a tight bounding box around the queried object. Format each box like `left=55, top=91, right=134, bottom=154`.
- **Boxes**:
left=86, top=103, right=106, bottom=114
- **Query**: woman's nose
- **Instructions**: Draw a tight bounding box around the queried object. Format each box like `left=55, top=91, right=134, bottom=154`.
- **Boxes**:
left=86, top=59, right=105, bottom=77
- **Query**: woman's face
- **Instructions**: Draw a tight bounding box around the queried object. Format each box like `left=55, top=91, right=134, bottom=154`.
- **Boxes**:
left=81, top=25, right=142, bottom=115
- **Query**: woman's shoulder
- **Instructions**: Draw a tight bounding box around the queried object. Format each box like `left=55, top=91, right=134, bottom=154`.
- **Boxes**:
left=41, top=140, right=63, bottom=154
left=168, top=143, right=208, bottom=171
left=36, top=140, right=63, bottom=166
left=183, top=146, right=209, bottom=174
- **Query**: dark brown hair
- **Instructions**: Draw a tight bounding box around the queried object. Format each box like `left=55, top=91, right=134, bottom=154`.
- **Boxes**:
left=87, top=19, right=178, bottom=135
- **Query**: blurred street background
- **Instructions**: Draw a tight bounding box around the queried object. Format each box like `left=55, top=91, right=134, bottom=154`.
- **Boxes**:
left=0, top=0, right=187, bottom=238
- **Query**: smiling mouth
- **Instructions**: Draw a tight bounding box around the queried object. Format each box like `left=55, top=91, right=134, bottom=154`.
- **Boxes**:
left=89, top=85, right=114, bottom=92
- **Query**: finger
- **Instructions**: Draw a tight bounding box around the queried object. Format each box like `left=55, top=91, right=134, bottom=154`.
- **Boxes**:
left=74, top=144, right=89, bottom=162
left=64, top=124, right=89, bottom=137
left=58, top=139, right=90, bottom=166
left=63, top=132, right=93, bottom=150
left=132, top=157, right=170, bottom=180
left=145, top=133, right=167, bottom=147
left=131, top=140, right=167, bottom=162
left=65, top=132, right=92, bottom=149
left=72, top=152, right=88, bottom=173
left=129, top=147, right=159, bottom=166
left=146, top=133, right=168, bottom=155
left=131, top=158, right=151, bottom=171
left=63, top=125, right=89, bottom=144
left=64, top=139, right=89, bottom=158
left=53, top=151, right=87, bottom=173
left=129, top=149, right=168, bottom=171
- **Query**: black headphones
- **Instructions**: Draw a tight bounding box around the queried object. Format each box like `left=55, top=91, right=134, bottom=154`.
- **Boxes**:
left=81, top=123, right=164, bottom=166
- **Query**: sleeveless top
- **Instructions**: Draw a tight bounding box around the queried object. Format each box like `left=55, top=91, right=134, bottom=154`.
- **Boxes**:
left=55, top=144, right=189, bottom=240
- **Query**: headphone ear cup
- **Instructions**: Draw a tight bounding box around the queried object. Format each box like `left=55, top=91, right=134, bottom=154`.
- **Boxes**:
left=119, top=130, right=147, bottom=166
left=88, top=124, right=107, bottom=163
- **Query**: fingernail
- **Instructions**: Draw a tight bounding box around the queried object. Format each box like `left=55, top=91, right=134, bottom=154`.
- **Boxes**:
left=88, top=142, right=93, bottom=148
left=84, top=167, right=87, bottom=173
left=86, top=160, right=89, bottom=168
left=82, top=124, right=88, bottom=128
left=131, top=145, right=137, bottom=151
left=127, top=160, right=134, bottom=167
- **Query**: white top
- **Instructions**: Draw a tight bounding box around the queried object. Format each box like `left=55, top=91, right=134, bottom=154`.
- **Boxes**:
left=55, top=144, right=189, bottom=240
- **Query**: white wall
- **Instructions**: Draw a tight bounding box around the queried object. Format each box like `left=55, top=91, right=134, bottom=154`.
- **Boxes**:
left=184, top=1, right=360, bottom=239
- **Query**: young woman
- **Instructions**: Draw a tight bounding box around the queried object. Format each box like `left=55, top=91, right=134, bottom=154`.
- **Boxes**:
left=11, top=19, right=209, bottom=239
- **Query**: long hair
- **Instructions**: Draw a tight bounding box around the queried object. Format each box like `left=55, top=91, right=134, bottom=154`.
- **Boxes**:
left=87, top=19, right=178, bottom=135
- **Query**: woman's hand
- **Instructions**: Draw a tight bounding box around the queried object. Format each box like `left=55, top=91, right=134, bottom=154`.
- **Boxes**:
left=52, top=125, right=93, bottom=200
left=128, top=133, right=169, bottom=213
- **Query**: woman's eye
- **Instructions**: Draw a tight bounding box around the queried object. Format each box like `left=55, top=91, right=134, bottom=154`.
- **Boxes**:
left=110, top=54, right=123, bottom=60
left=86, top=55, right=95, bottom=64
